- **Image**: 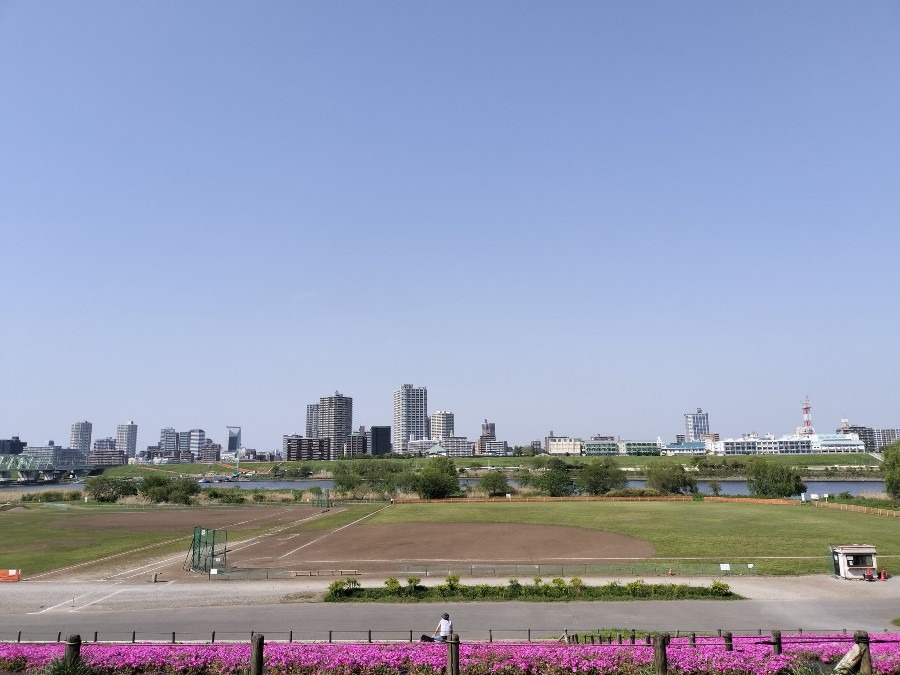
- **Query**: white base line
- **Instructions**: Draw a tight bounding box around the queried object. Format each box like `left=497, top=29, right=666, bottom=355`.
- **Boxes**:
left=279, top=505, right=390, bottom=559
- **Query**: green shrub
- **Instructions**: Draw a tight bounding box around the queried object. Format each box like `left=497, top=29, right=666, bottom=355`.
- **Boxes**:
left=39, top=658, right=94, bottom=675
left=384, top=577, right=401, bottom=594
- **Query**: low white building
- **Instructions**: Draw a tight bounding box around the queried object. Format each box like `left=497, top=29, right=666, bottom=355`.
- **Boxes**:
left=546, top=437, right=583, bottom=455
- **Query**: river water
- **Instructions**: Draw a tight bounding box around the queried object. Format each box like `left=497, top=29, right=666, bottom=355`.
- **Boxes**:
left=2, top=477, right=886, bottom=498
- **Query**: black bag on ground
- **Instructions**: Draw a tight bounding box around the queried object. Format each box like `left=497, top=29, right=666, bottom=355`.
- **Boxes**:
left=420, top=634, right=435, bottom=642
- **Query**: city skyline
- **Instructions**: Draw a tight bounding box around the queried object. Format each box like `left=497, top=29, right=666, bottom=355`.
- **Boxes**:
left=2, top=3, right=898, bottom=454
left=1, top=393, right=892, bottom=455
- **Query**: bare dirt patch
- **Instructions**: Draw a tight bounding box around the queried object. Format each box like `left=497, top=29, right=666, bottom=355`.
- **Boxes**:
left=32, top=507, right=653, bottom=581
left=272, top=522, right=654, bottom=568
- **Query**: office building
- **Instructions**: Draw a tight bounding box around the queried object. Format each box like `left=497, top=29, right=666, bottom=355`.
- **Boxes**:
left=368, top=426, right=391, bottom=456
left=429, top=411, right=454, bottom=440
left=318, top=392, right=352, bottom=459
left=69, top=421, right=92, bottom=455
left=306, top=404, right=320, bottom=439
left=0, top=437, right=26, bottom=454
left=188, top=429, right=206, bottom=459
left=160, top=428, right=178, bottom=454
left=684, top=408, right=709, bottom=442
left=227, top=427, right=241, bottom=454
left=116, top=421, right=138, bottom=460
left=393, top=384, right=427, bottom=454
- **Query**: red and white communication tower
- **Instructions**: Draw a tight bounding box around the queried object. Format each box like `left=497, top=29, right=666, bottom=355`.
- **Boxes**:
left=800, top=395, right=815, bottom=435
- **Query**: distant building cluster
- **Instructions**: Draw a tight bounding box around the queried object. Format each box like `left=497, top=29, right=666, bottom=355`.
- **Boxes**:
left=2, top=396, right=898, bottom=473
left=543, top=403, right=900, bottom=458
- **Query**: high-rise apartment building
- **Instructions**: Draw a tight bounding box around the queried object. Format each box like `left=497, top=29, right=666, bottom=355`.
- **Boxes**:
left=306, top=404, right=320, bottom=439
left=116, top=421, right=138, bottom=460
left=684, top=408, right=709, bottom=442
left=88, top=437, right=123, bottom=466
left=393, top=384, right=427, bottom=454
left=874, top=428, right=900, bottom=450
left=69, top=421, right=92, bottom=456
left=318, top=392, right=352, bottom=460
left=430, top=411, right=455, bottom=440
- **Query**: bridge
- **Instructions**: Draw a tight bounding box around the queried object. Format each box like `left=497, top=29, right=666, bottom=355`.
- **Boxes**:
left=0, top=454, right=99, bottom=483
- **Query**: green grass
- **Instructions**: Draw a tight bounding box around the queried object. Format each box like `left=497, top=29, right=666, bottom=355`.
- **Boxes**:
left=0, top=506, right=191, bottom=574
left=3, top=500, right=894, bottom=577
left=371, top=501, right=900, bottom=575
left=0, top=503, right=381, bottom=575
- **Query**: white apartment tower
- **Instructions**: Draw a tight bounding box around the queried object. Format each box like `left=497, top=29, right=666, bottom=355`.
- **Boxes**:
left=684, top=408, right=710, bottom=442
left=69, top=421, right=92, bottom=456
left=318, top=392, right=353, bottom=459
left=430, top=411, right=455, bottom=440
left=116, top=421, right=138, bottom=459
left=393, top=384, right=428, bottom=454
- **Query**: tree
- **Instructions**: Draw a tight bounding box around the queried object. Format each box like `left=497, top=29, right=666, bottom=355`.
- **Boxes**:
left=576, top=458, right=627, bottom=496
left=644, top=461, right=697, bottom=495
left=534, top=468, right=575, bottom=497
left=882, top=441, right=900, bottom=499
left=478, top=471, right=510, bottom=497
left=745, top=458, right=806, bottom=498
left=417, top=456, right=460, bottom=499
left=83, top=476, right=137, bottom=503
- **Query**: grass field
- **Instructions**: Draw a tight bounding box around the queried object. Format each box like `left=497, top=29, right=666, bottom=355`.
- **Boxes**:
left=1, top=500, right=896, bottom=576
left=0, top=504, right=381, bottom=575
left=380, top=501, right=899, bottom=574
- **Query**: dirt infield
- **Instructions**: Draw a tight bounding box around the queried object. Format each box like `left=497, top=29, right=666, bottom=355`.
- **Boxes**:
left=28, top=506, right=654, bottom=582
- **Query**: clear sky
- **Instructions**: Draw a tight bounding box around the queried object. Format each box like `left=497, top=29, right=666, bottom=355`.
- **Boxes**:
left=2, top=2, right=898, bottom=453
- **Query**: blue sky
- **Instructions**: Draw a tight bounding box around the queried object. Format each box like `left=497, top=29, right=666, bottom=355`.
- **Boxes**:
left=2, top=2, right=898, bottom=452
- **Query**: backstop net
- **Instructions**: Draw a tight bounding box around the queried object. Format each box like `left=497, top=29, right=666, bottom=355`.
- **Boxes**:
left=183, top=526, right=227, bottom=573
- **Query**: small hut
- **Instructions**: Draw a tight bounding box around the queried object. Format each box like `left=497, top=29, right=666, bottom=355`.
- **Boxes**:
left=829, top=544, right=877, bottom=580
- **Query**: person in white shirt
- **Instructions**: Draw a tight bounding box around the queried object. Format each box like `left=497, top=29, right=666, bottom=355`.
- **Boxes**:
left=434, top=612, right=452, bottom=642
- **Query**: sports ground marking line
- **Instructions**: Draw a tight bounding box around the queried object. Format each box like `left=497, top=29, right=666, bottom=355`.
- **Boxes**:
left=29, top=584, right=123, bottom=614
left=110, top=509, right=339, bottom=579
left=279, top=505, right=391, bottom=559
left=68, top=588, right=128, bottom=612
left=26, top=507, right=330, bottom=581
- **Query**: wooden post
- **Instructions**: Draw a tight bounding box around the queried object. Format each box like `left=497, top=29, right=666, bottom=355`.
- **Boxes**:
left=171, top=632, right=176, bottom=644
left=771, top=630, right=782, bottom=655
left=65, top=635, right=82, bottom=667
left=93, top=631, right=98, bottom=643
left=653, top=633, right=669, bottom=675
left=630, top=629, right=636, bottom=645
left=212, top=632, right=216, bottom=644
left=17, top=631, right=21, bottom=643
left=250, top=633, right=264, bottom=675
left=368, top=630, right=372, bottom=643
left=723, top=632, right=733, bottom=652
left=446, top=634, right=460, bottom=675
left=690, top=633, right=696, bottom=647
left=856, top=631, right=872, bottom=675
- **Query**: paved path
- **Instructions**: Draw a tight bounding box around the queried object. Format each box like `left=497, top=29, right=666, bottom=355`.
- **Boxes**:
left=1, top=575, right=896, bottom=642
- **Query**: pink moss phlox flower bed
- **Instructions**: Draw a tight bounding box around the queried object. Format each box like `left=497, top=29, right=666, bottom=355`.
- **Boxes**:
left=1, top=633, right=898, bottom=675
